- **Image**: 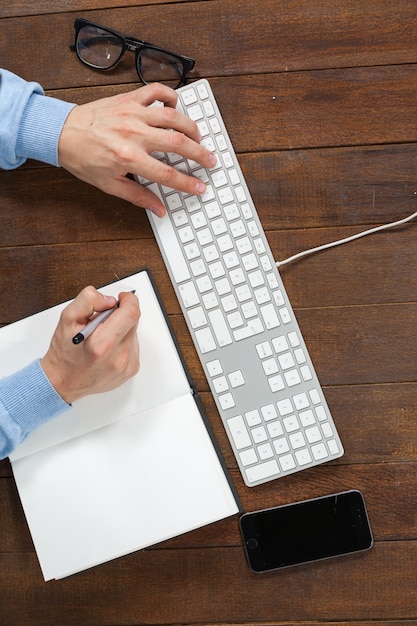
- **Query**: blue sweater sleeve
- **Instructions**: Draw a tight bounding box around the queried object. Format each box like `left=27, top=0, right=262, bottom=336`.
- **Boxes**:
left=0, top=360, right=70, bottom=459
left=0, top=68, right=76, bottom=169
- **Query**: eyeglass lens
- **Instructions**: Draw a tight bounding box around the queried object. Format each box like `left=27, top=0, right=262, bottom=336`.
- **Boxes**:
left=137, top=48, right=184, bottom=84
left=76, top=23, right=186, bottom=85
left=77, top=24, right=124, bottom=69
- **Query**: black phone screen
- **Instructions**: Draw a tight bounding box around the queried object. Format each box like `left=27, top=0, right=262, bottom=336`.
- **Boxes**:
left=240, top=490, right=373, bottom=572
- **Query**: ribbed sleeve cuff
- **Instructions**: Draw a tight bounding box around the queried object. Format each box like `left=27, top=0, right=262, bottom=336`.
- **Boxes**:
left=0, top=359, right=69, bottom=436
left=16, top=93, right=76, bottom=166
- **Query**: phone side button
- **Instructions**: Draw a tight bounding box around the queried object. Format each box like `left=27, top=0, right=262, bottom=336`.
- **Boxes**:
left=245, top=459, right=279, bottom=484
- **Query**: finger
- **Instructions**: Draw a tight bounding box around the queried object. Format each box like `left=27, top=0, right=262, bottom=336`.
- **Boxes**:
left=63, top=287, right=117, bottom=328
left=143, top=104, right=201, bottom=143
left=137, top=121, right=217, bottom=170
left=100, top=176, right=167, bottom=216
left=94, top=291, right=140, bottom=343
left=127, top=83, right=178, bottom=109
left=128, top=151, right=215, bottom=198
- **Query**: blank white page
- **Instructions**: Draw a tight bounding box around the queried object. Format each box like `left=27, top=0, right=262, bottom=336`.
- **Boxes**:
left=12, top=392, right=239, bottom=580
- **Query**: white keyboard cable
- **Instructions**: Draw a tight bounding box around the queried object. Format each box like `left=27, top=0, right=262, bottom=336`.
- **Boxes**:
left=276, top=209, right=417, bottom=268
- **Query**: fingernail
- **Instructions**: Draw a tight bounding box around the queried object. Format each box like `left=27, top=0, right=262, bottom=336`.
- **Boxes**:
left=149, top=207, right=165, bottom=218
left=208, top=153, right=217, bottom=167
left=196, top=181, right=206, bottom=194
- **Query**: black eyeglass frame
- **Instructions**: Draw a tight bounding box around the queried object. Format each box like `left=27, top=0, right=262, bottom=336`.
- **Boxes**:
left=71, top=18, right=196, bottom=88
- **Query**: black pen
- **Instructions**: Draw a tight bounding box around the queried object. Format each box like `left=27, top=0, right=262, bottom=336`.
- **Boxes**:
left=72, top=290, right=135, bottom=345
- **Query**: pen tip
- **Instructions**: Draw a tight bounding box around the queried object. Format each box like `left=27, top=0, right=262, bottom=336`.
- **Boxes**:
left=72, top=333, right=85, bottom=345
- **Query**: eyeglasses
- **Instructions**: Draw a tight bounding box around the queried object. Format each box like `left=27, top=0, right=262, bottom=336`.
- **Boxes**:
left=71, top=18, right=195, bottom=88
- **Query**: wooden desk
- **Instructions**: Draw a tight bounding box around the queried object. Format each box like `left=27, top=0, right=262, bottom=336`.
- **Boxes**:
left=1, top=1, right=417, bottom=624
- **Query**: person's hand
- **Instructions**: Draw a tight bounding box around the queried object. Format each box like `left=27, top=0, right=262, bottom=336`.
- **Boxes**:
left=41, top=287, right=140, bottom=404
left=58, top=82, right=217, bottom=217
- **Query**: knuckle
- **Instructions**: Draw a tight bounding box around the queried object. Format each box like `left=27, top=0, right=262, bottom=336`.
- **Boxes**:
left=113, top=143, right=136, bottom=165
left=159, top=164, right=178, bottom=186
left=168, top=129, right=187, bottom=148
left=160, top=105, right=177, bottom=124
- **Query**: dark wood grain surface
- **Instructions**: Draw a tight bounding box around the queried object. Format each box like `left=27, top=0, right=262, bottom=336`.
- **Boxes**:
left=1, top=1, right=417, bottom=624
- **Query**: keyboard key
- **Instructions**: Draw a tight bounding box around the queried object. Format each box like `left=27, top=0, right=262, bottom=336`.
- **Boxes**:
left=278, top=352, right=296, bottom=370
left=273, top=438, right=290, bottom=454
left=305, top=426, right=322, bottom=444
left=267, top=420, right=284, bottom=438
left=245, top=410, right=262, bottom=427
left=277, top=398, right=293, bottom=416
left=227, top=415, right=251, bottom=449
left=251, top=426, right=268, bottom=443
left=328, top=439, right=340, bottom=455
left=289, top=432, right=306, bottom=449
left=272, top=335, right=289, bottom=353
left=245, top=459, right=279, bottom=483
left=179, top=282, right=200, bottom=308
left=283, top=415, right=300, bottom=432
left=279, top=453, right=296, bottom=472
left=262, top=358, right=279, bottom=375
left=309, top=388, right=321, bottom=404
left=239, top=448, right=257, bottom=467
left=311, top=443, right=329, bottom=461
left=257, top=443, right=274, bottom=460
left=261, top=404, right=277, bottom=421
left=227, top=310, right=243, bottom=328
left=187, top=306, right=207, bottom=329
left=295, top=448, right=312, bottom=466
left=213, top=376, right=229, bottom=393
left=293, top=392, right=310, bottom=410
left=197, top=82, right=209, bottom=99
left=301, top=365, right=313, bottom=381
left=268, top=374, right=285, bottom=393
left=208, top=309, right=233, bottom=346
left=219, top=392, right=235, bottom=410
left=206, top=359, right=222, bottom=377
left=188, top=103, right=204, bottom=121
left=260, top=303, right=280, bottom=329
left=256, top=341, right=273, bottom=358
left=195, top=327, right=216, bottom=353
left=229, top=370, right=245, bottom=387
left=299, top=409, right=316, bottom=427
left=315, top=405, right=328, bottom=421
left=321, top=422, right=333, bottom=438
left=284, top=369, right=302, bottom=387
left=279, top=307, right=291, bottom=324
left=182, top=87, right=198, bottom=105
left=202, top=292, right=219, bottom=310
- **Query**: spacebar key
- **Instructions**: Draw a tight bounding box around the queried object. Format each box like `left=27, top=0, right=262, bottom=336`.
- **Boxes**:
left=147, top=185, right=191, bottom=284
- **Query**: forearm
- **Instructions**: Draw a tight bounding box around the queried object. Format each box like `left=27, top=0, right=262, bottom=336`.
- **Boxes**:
left=0, top=359, right=69, bottom=459
left=0, top=68, right=75, bottom=169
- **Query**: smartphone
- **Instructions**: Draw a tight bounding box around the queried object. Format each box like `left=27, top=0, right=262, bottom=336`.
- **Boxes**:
left=240, top=489, right=373, bottom=572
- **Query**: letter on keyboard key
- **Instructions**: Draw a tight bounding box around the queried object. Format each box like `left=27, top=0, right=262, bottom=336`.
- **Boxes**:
left=245, top=459, right=279, bottom=483
left=227, top=415, right=251, bottom=449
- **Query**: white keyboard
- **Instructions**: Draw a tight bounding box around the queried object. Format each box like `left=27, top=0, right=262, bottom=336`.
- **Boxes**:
left=138, top=78, right=343, bottom=486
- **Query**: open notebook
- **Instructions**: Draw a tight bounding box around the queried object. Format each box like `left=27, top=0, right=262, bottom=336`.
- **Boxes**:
left=2, top=271, right=240, bottom=581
